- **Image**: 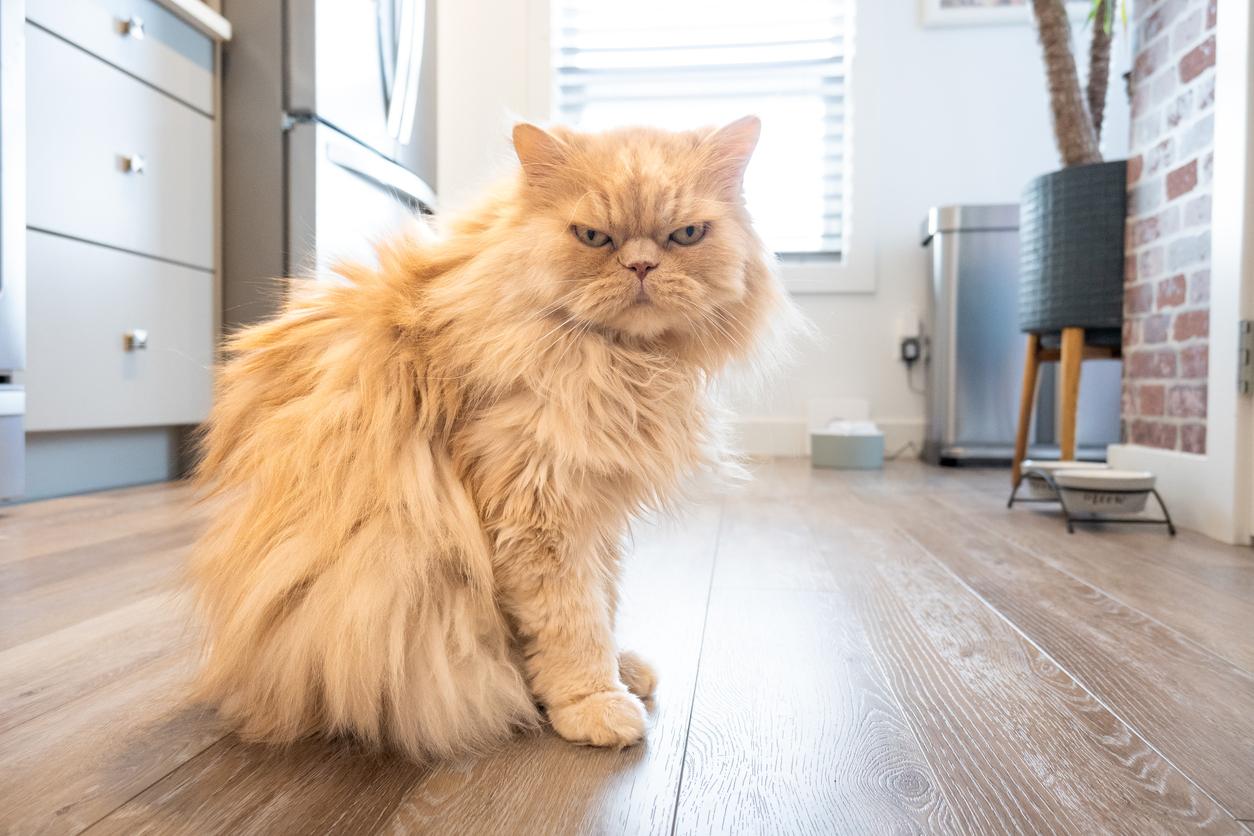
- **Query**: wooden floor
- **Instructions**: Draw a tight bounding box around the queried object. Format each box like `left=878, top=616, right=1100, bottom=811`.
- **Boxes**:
left=2, top=459, right=1253, bottom=835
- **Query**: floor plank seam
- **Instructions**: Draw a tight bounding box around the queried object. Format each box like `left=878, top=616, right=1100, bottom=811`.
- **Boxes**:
left=74, top=732, right=229, bottom=835
left=954, top=503, right=1254, bottom=680
left=1, top=634, right=180, bottom=737
left=798, top=509, right=966, bottom=829
left=891, top=522, right=1248, bottom=826
left=666, top=498, right=726, bottom=836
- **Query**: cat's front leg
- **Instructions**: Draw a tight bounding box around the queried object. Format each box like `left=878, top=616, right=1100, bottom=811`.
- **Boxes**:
left=495, top=536, right=646, bottom=749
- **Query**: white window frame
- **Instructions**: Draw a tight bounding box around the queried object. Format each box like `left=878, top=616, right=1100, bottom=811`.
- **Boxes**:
left=528, top=0, right=877, bottom=295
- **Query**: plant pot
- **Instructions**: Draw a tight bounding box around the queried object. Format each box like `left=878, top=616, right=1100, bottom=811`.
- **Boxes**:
left=1018, top=160, right=1127, bottom=334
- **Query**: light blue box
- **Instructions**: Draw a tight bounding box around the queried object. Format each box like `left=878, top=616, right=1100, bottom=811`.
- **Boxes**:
left=810, top=430, right=884, bottom=469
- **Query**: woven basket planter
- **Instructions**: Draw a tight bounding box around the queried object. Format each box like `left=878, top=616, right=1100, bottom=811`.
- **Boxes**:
left=1018, top=160, right=1127, bottom=334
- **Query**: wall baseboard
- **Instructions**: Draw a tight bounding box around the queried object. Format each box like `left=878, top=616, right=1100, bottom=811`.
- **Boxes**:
left=731, top=417, right=926, bottom=458
left=1107, top=443, right=1244, bottom=544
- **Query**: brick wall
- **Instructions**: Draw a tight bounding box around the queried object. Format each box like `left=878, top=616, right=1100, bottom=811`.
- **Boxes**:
left=1122, top=0, right=1217, bottom=454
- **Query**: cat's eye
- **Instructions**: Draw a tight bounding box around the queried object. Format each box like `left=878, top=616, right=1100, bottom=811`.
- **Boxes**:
left=572, top=225, right=612, bottom=248
left=669, top=223, right=707, bottom=246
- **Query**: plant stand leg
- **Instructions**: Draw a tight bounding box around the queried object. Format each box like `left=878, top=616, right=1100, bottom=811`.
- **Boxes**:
left=1153, top=489, right=1178, bottom=536
left=1012, top=333, right=1041, bottom=486
left=1008, top=473, right=1026, bottom=509
left=1059, top=327, right=1084, bottom=462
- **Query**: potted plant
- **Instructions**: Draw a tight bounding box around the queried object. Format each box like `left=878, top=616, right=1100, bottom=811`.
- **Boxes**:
left=1019, top=0, right=1127, bottom=337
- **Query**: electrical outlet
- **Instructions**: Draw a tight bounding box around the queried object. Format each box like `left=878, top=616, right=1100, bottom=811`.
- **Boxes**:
left=900, top=336, right=922, bottom=366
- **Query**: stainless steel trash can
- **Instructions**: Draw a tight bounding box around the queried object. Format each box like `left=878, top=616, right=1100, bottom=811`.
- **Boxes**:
left=921, top=205, right=1120, bottom=466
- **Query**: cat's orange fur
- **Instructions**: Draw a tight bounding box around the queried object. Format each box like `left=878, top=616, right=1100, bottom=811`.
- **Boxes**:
left=190, top=117, right=793, bottom=760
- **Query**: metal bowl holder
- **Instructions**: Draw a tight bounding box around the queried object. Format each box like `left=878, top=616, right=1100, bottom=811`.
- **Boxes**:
left=1007, top=467, right=1176, bottom=535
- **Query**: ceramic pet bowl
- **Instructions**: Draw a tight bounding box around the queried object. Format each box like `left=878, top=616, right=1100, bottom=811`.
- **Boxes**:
left=1021, top=459, right=1109, bottom=499
left=1053, top=469, right=1156, bottom=514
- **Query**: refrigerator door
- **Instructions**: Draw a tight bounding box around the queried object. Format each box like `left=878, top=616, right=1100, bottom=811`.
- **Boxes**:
left=286, top=120, right=433, bottom=280
left=286, top=0, right=436, bottom=187
left=0, top=0, right=25, bottom=373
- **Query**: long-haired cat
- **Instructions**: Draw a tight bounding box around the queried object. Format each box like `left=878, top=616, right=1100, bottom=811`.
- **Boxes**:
left=190, top=116, right=792, bottom=760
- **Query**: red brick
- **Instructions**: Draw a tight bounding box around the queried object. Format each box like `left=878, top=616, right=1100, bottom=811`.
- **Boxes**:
left=1145, top=138, right=1175, bottom=176
left=1173, top=309, right=1209, bottom=340
left=1166, top=89, right=1194, bottom=128
left=1142, top=0, right=1184, bottom=46
left=1130, top=419, right=1179, bottom=450
left=1126, top=282, right=1155, bottom=314
left=1173, top=9, right=1204, bottom=51
left=1127, top=348, right=1178, bottom=378
left=1180, top=35, right=1217, bottom=83
left=1128, top=155, right=1144, bottom=185
left=1182, top=194, right=1211, bottom=228
left=1180, top=343, right=1209, bottom=377
left=1137, top=383, right=1166, bottom=416
left=1198, top=74, right=1216, bottom=110
left=1156, top=274, right=1187, bottom=308
left=1138, top=247, right=1165, bottom=280
left=1123, top=319, right=1139, bottom=347
left=1124, top=255, right=1138, bottom=284
left=1132, top=215, right=1164, bottom=245
left=1189, top=269, right=1210, bottom=304
left=1143, top=313, right=1172, bottom=343
left=1166, top=160, right=1198, bottom=199
left=1206, top=0, right=1217, bottom=29
left=1181, top=423, right=1207, bottom=453
left=1135, top=35, right=1171, bottom=82
left=1167, top=383, right=1207, bottom=418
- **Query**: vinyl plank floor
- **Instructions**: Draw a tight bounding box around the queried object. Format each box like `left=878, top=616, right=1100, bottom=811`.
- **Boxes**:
left=2, top=463, right=1252, bottom=834
left=809, top=520, right=1242, bottom=834
left=936, top=494, right=1254, bottom=673
left=883, top=493, right=1254, bottom=819
left=92, top=505, right=724, bottom=835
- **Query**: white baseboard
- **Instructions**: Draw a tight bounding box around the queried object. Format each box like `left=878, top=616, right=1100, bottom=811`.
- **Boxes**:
left=1107, top=443, right=1244, bottom=544
left=731, top=417, right=926, bottom=458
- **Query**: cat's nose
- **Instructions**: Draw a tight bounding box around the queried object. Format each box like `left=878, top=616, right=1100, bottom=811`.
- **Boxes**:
left=624, top=260, right=657, bottom=281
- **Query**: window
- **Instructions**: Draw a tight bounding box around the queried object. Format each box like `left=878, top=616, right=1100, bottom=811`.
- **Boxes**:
left=552, top=0, right=851, bottom=260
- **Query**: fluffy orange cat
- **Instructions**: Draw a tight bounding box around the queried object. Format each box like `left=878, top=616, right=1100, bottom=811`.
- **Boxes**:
left=190, top=117, right=793, bottom=761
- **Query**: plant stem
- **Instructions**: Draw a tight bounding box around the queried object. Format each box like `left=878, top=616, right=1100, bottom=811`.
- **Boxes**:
left=1088, top=0, right=1113, bottom=144
left=1032, top=0, right=1102, bottom=166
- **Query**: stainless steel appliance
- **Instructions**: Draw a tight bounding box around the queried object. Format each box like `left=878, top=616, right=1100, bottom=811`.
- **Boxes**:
left=222, top=0, right=437, bottom=328
left=0, top=0, right=25, bottom=499
left=921, top=204, right=1120, bottom=465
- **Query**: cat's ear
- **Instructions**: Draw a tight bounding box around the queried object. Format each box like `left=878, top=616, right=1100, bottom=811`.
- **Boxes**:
left=513, top=123, right=566, bottom=185
left=706, top=115, right=761, bottom=191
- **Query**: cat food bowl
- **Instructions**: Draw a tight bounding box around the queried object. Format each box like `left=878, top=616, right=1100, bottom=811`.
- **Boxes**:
left=1021, top=459, right=1108, bottom=499
left=1053, top=469, right=1156, bottom=514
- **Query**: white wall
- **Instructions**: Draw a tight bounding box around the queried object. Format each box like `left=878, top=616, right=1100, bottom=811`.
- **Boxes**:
left=436, top=0, right=1131, bottom=454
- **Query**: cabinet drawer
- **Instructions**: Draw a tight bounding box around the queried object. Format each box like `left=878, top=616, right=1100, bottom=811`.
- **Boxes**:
left=26, top=23, right=213, bottom=269
left=25, top=231, right=214, bottom=432
left=27, top=0, right=213, bottom=114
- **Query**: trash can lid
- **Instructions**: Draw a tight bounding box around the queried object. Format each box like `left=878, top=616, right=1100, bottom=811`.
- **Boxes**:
left=921, top=204, right=1020, bottom=245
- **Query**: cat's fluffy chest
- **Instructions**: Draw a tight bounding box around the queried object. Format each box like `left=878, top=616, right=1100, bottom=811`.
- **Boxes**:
left=454, top=336, right=708, bottom=513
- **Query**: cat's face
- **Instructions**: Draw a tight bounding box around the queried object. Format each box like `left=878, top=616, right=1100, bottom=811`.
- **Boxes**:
left=514, top=118, right=765, bottom=341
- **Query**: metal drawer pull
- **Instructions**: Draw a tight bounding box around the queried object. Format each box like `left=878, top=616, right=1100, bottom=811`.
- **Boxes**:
left=120, top=16, right=145, bottom=40
left=121, top=154, right=146, bottom=174
left=124, top=330, right=149, bottom=351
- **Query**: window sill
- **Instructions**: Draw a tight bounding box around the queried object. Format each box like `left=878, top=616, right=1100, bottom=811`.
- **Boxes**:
left=778, top=256, right=876, bottom=295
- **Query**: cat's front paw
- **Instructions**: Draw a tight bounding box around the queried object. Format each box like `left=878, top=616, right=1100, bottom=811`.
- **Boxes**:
left=618, top=650, right=658, bottom=700
left=549, top=690, right=646, bottom=748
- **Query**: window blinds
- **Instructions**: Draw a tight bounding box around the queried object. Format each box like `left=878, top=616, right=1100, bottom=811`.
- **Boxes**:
left=553, top=0, right=849, bottom=256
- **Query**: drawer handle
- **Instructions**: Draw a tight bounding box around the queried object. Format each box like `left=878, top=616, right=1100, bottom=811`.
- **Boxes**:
left=124, top=330, right=149, bottom=351
left=121, top=154, right=146, bottom=175
left=120, top=16, right=146, bottom=40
